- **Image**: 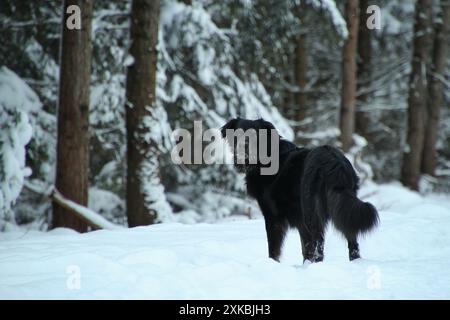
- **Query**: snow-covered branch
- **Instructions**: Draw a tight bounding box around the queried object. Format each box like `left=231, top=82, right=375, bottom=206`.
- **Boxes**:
left=24, top=182, right=122, bottom=231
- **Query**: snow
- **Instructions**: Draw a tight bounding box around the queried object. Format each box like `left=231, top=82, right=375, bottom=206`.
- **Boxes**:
left=0, top=67, right=42, bottom=114
left=140, top=156, right=173, bottom=223
left=1, top=183, right=450, bottom=299
left=310, top=0, right=348, bottom=39
left=88, top=187, right=126, bottom=225
left=0, top=112, right=33, bottom=216
left=381, top=1, right=415, bottom=35
left=0, top=67, right=37, bottom=221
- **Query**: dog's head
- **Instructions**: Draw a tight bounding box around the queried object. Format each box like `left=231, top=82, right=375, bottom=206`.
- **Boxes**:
left=221, top=118, right=280, bottom=174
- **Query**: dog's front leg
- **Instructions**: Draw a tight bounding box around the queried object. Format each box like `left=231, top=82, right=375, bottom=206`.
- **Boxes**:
left=264, top=217, right=287, bottom=262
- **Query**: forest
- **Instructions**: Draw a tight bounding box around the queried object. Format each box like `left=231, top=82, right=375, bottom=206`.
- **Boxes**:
left=1, top=0, right=448, bottom=231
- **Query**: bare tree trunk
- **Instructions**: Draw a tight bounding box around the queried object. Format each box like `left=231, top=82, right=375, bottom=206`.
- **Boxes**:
left=125, top=0, right=160, bottom=227
left=355, top=0, right=372, bottom=138
left=401, top=0, right=434, bottom=190
left=339, top=0, right=359, bottom=152
left=294, top=1, right=308, bottom=122
left=53, top=0, right=93, bottom=232
left=422, top=2, right=450, bottom=176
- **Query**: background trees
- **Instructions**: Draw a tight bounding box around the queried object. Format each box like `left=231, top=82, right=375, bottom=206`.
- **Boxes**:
left=125, top=0, right=161, bottom=227
left=422, top=2, right=450, bottom=176
left=356, top=0, right=373, bottom=138
left=401, top=0, right=434, bottom=190
left=340, top=0, right=360, bottom=152
left=53, top=0, right=93, bottom=231
left=0, top=0, right=449, bottom=231
left=293, top=0, right=309, bottom=123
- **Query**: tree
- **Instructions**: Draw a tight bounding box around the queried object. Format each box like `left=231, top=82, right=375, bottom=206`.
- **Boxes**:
left=401, top=0, right=434, bottom=190
left=125, top=0, right=160, bottom=227
left=355, top=0, right=372, bottom=138
left=0, top=68, right=35, bottom=225
left=422, top=1, right=450, bottom=176
left=294, top=0, right=308, bottom=122
left=53, top=0, right=93, bottom=232
left=339, top=0, right=360, bottom=152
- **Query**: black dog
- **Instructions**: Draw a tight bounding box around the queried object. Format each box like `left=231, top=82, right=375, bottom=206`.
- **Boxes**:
left=221, top=118, right=379, bottom=262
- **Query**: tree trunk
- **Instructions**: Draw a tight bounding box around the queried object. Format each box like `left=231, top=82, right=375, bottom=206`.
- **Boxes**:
left=125, top=0, right=160, bottom=227
left=355, top=0, right=372, bottom=138
left=401, top=0, right=434, bottom=190
left=294, top=1, right=308, bottom=122
left=421, top=2, right=450, bottom=176
left=53, top=0, right=93, bottom=232
left=339, top=0, right=359, bottom=152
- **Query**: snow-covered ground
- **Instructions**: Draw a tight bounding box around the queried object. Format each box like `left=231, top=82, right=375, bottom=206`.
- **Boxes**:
left=1, top=183, right=450, bottom=299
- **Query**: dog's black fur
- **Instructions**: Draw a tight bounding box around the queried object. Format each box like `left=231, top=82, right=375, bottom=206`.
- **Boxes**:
left=221, top=118, right=379, bottom=262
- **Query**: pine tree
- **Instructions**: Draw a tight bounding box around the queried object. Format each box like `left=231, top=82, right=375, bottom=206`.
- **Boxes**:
left=422, top=1, right=450, bottom=176
left=401, top=0, right=434, bottom=190
left=53, top=0, right=93, bottom=232
left=355, top=0, right=372, bottom=139
left=340, top=0, right=360, bottom=152
left=294, top=0, right=308, bottom=123
left=125, top=0, right=161, bottom=227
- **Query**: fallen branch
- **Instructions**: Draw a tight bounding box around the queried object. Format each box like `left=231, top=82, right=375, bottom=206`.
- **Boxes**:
left=51, top=189, right=122, bottom=230
left=24, top=181, right=122, bottom=231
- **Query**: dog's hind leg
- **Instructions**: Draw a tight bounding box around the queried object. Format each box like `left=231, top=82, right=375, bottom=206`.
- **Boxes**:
left=298, top=226, right=315, bottom=263
left=299, top=223, right=326, bottom=263
left=301, top=240, right=315, bottom=263
left=347, top=236, right=361, bottom=261
left=314, top=233, right=325, bottom=262
left=264, top=218, right=288, bottom=262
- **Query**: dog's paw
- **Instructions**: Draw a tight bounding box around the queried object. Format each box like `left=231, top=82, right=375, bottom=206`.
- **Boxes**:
left=349, top=249, right=361, bottom=261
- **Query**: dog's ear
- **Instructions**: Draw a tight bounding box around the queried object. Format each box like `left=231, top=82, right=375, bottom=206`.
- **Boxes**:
left=221, top=118, right=239, bottom=138
left=257, top=118, right=276, bottom=131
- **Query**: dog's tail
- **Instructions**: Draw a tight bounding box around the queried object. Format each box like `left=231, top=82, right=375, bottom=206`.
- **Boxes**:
left=322, top=150, right=379, bottom=238
left=326, top=188, right=379, bottom=239
left=303, top=146, right=379, bottom=239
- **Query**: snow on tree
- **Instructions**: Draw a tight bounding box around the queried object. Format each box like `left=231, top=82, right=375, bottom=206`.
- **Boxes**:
left=0, top=67, right=36, bottom=226
left=153, top=1, right=295, bottom=221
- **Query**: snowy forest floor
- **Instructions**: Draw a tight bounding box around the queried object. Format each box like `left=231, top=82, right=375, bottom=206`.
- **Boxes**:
left=1, top=183, right=450, bottom=299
